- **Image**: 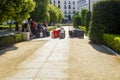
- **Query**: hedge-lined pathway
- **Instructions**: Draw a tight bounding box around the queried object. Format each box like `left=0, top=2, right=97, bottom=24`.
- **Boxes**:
left=1, top=26, right=120, bottom=80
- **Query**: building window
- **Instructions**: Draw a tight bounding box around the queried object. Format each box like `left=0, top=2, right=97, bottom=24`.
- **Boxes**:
left=58, top=5, right=60, bottom=8
left=69, top=1, right=71, bottom=4
left=64, top=15, right=67, bottom=18
left=64, top=5, right=67, bottom=9
left=58, top=0, right=60, bottom=4
left=73, top=1, right=75, bottom=4
left=73, top=6, right=75, bottom=9
left=69, top=5, right=71, bottom=9
left=73, top=10, right=75, bottom=14
left=64, top=10, right=67, bottom=14
left=69, top=10, right=71, bottom=14
left=54, top=0, right=55, bottom=3
left=64, top=1, right=66, bottom=4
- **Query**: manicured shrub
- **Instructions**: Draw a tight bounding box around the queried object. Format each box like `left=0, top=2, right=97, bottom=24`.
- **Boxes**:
left=103, top=34, right=120, bottom=54
left=73, top=12, right=81, bottom=28
left=81, top=9, right=88, bottom=27
left=89, top=0, right=120, bottom=43
left=0, top=33, right=23, bottom=48
left=85, top=11, right=91, bottom=33
left=78, top=26, right=86, bottom=33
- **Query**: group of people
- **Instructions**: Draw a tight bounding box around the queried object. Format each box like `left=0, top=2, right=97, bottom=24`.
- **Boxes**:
left=22, top=19, right=49, bottom=38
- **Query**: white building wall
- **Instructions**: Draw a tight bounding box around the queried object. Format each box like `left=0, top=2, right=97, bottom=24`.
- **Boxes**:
left=77, top=0, right=100, bottom=12
left=50, top=0, right=78, bottom=20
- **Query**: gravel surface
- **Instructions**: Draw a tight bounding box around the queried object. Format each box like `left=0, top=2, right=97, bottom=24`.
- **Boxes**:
left=0, top=40, right=47, bottom=78
left=68, top=38, right=120, bottom=80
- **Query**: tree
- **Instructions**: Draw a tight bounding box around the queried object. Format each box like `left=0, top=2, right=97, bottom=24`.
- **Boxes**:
left=81, top=8, right=88, bottom=26
left=0, top=0, right=36, bottom=31
left=13, top=0, right=36, bottom=31
left=73, top=12, right=81, bottom=28
left=0, top=0, right=16, bottom=23
left=30, top=0, right=50, bottom=23
left=85, top=11, right=91, bottom=33
left=49, top=4, right=62, bottom=25
left=67, top=15, right=71, bottom=21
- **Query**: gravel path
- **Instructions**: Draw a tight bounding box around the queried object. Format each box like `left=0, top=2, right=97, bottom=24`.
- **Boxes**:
left=69, top=38, right=120, bottom=80
left=0, top=40, right=47, bottom=79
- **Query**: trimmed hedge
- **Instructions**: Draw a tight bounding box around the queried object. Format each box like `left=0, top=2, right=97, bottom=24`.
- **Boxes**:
left=81, top=9, right=87, bottom=27
left=0, top=33, right=23, bottom=48
left=47, top=26, right=56, bottom=31
left=0, top=25, right=16, bottom=30
left=85, top=11, right=91, bottom=33
left=103, top=34, right=120, bottom=53
left=79, top=26, right=86, bottom=33
left=73, top=14, right=81, bottom=28
left=89, top=0, right=120, bottom=43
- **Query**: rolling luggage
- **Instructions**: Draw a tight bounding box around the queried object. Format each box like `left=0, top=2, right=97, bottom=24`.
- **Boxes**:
left=59, top=28, right=65, bottom=39
left=74, top=29, right=84, bottom=38
left=52, top=30, right=59, bottom=38
left=69, top=30, right=75, bottom=38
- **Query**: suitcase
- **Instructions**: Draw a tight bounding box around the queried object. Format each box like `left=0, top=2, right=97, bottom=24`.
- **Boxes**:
left=74, top=29, right=84, bottom=38
left=59, top=32, right=65, bottom=39
left=69, top=30, right=75, bottom=38
left=59, top=29, right=65, bottom=39
left=52, top=30, right=59, bottom=38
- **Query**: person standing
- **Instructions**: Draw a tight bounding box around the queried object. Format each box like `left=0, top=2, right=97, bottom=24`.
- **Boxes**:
left=42, top=23, right=47, bottom=37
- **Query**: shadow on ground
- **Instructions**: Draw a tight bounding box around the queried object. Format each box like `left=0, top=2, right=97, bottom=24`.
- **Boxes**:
left=69, top=37, right=84, bottom=39
left=0, top=45, right=18, bottom=55
left=89, top=41, right=115, bottom=56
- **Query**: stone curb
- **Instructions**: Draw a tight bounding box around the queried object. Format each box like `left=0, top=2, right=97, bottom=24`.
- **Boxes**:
left=102, top=45, right=120, bottom=57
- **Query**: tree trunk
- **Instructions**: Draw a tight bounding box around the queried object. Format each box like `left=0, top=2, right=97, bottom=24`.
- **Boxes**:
left=15, top=22, right=19, bottom=31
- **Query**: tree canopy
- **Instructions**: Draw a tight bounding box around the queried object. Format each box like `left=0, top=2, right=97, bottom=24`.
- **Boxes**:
left=0, top=0, right=36, bottom=23
left=49, top=4, right=62, bottom=24
left=30, top=0, right=50, bottom=23
left=73, top=12, right=81, bottom=28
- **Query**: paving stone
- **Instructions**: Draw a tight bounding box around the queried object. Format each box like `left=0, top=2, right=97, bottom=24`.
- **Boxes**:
left=7, top=69, right=39, bottom=79
left=43, top=61, right=68, bottom=69
left=35, top=68, right=68, bottom=79
left=47, top=56, right=68, bottom=62
left=5, top=78, right=33, bottom=80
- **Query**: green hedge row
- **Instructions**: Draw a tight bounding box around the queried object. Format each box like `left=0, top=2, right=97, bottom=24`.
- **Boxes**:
left=0, top=33, right=23, bottom=48
left=47, top=26, right=56, bottom=31
left=0, top=25, right=16, bottom=30
left=103, top=34, right=120, bottom=53
left=73, top=13, right=81, bottom=28
left=89, top=0, right=120, bottom=43
left=85, top=11, right=91, bottom=33
left=78, top=26, right=86, bottom=33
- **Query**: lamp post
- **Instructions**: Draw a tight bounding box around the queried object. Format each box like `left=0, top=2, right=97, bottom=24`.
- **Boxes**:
left=88, top=0, right=90, bottom=11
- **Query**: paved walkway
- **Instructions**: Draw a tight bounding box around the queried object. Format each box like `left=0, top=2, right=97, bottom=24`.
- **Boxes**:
left=2, top=26, right=120, bottom=80
left=4, top=27, right=70, bottom=80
